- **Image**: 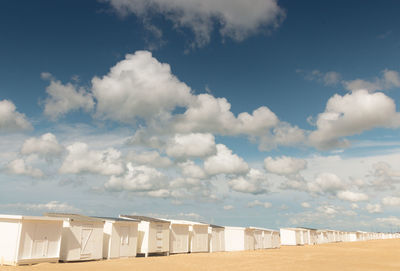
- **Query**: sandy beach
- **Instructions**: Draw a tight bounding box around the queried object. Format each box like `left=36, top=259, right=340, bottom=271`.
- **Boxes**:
left=1, top=239, right=399, bottom=271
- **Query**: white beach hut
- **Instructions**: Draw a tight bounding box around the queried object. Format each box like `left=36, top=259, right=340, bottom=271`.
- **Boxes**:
left=260, top=228, right=280, bottom=249
left=167, top=220, right=190, bottom=254
left=45, top=213, right=104, bottom=262
left=317, top=230, right=328, bottom=244
left=120, top=215, right=170, bottom=257
left=97, top=217, right=139, bottom=259
left=247, top=227, right=264, bottom=250
left=280, top=228, right=308, bottom=246
left=224, top=226, right=246, bottom=251
left=244, top=228, right=256, bottom=250
left=271, top=230, right=281, bottom=248
left=189, top=221, right=209, bottom=253
left=0, top=214, right=63, bottom=266
left=299, top=228, right=317, bottom=245
left=208, top=224, right=225, bottom=252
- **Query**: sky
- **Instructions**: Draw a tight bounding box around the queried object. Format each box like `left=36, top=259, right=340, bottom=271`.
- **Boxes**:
left=1, top=0, right=400, bottom=232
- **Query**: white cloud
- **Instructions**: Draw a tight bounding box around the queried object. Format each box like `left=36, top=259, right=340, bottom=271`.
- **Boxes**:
left=316, top=205, right=338, bottom=216
left=297, top=69, right=341, bottom=86
left=178, top=160, right=207, bottom=179
left=165, top=133, right=216, bottom=159
left=366, top=203, right=383, bottom=214
left=382, top=196, right=400, bottom=206
left=5, top=158, right=44, bottom=178
left=351, top=203, right=359, bottom=209
left=247, top=200, right=272, bottom=208
left=105, top=163, right=166, bottom=192
left=42, top=75, right=94, bottom=120
left=20, top=133, right=64, bottom=159
left=301, top=202, right=311, bottom=208
left=344, top=69, right=400, bottom=92
left=126, top=150, right=172, bottom=168
left=204, top=144, right=249, bottom=176
left=258, top=122, right=306, bottom=151
left=228, top=168, right=269, bottom=194
left=59, top=142, right=124, bottom=175
left=264, top=156, right=307, bottom=176
left=223, top=205, right=234, bottom=210
left=0, top=201, right=80, bottom=212
left=376, top=216, right=400, bottom=227
left=0, top=100, right=32, bottom=132
left=309, top=90, right=400, bottom=149
left=92, top=51, right=193, bottom=123
left=105, top=0, right=285, bottom=48
left=336, top=190, right=369, bottom=202
left=307, top=172, right=347, bottom=195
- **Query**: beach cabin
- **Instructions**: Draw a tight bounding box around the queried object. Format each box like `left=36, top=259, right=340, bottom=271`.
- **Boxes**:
left=317, top=230, right=328, bottom=244
left=45, top=213, right=104, bottom=262
left=0, top=214, right=63, bottom=266
left=244, top=228, right=256, bottom=250
left=189, top=221, right=209, bottom=253
left=224, top=226, right=246, bottom=251
left=167, top=220, right=190, bottom=254
left=120, top=215, right=170, bottom=257
left=208, top=225, right=225, bottom=252
left=247, top=227, right=264, bottom=250
left=271, top=230, right=281, bottom=248
left=261, top=229, right=280, bottom=249
left=280, top=228, right=308, bottom=246
left=300, top=228, right=317, bottom=245
left=98, top=217, right=139, bottom=259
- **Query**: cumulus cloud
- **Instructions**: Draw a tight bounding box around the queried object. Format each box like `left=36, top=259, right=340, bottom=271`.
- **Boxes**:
left=309, top=90, right=400, bottom=150
left=366, top=203, right=383, bottom=214
left=105, top=163, right=166, bottom=192
left=301, top=202, right=311, bottom=208
left=370, top=161, right=400, bottom=190
left=42, top=74, right=94, bottom=120
left=382, top=196, right=400, bottom=206
left=165, top=133, right=216, bottom=159
left=5, top=158, right=44, bottom=178
left=21, top=133, right=64, bottom=159
left=247, top=199, right=272, bottom=208
left=344, top=69, right=400, bottom=92
left=0, top=201, right=80, bottom=212
left=297, top=69, right=342, bottom=86
left=105, top=0, right=285, bottom=48
left=316, top=205, right=338, bottom=216
left=264, top=156, right=307, bottom=176
left=59, top=142, right=124, bottom=175
left=223, top=205, right=234, bottom=210
left=204, top=144, right=249, bottom=176
left=126, top=150, right=172, bottom=168
left=178, top=160, right=207, bottom=179
left=258, top=122, right=306, bottom=151
left=376, top=216, right=400, bottom=227
left=307, top=172, right=347, bottom=195
left=0, top=100, right=32, bottom=132
left=92, top=51, right=192, bottom=123
left=228, top=168, right=269, bottom=194
left=336, top=190, right=369, bottom=202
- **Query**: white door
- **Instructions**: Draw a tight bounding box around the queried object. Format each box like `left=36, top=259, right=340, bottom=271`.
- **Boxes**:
left=155, top=224, right=163, bottom=251
left=119, top=226, right=130, bottom=257
left=80, top=227, right=94, bottom=259
left=32, top=223, right=50, bottom=258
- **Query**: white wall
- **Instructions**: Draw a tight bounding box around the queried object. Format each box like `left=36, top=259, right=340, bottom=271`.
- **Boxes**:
left=224, top=227, right=245, bottom=251
left=170, top=224, right=189, bottom=254
left=280, top=229, right=297, bottom=245
left=0, top=220, right=21, bottom=265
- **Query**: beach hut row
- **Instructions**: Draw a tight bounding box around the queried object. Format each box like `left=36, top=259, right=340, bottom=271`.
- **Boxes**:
left=1, top=213, right=398, bottom=266
left=279, top=227, right=400, bottom=246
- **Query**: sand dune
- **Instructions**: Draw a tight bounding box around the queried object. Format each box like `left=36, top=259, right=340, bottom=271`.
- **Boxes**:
left=1, top=239, right=400, bottom=271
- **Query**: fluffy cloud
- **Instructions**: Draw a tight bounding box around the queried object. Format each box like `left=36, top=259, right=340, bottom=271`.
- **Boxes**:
left=366, top=203, right=382, bottom=214
left=297, top=69, right=341, bottom=86
left=20, top=133, right=64, bottom=159
left=105, top=0, right=285, bottom=48
left=92, top=51, right=193, bottom=123
left=376, top=216, right=400, bottom=227
left=228, top=168, right=269, bottom=194
left=165, top=133, right=216, bottom=159
left=316, top=205, right=338, bottom=216
left=309, top=90, right=400, bottom=149
left=126, top=150, right=172, bottom=168
left=0, top=201, right=80, bottom=212
left=258, top=122, right=306, bottom=151
left=247, top=200, right=272, bottom=208
left=370, top=162, right=400, bottom=189
left=382, top=196, right=400, bottom=206
left=301, top=202, right=311, bottom=208
left=59, top=142, right=124, bottom=175
left=264, top=156, right=307, bottom=176
left=5, top=158, right=44, bottom=178
left=173, top=94, right=278, bottom=136
left=204, top=144, right=249, bottom=175
left=307, top=172, right=347, bottom=195
left=105, top=163, right=166, bottom=192
left=0, top=100, right=32, bottom=132
left=42, top=75, right=94, bottom=120
left=344, top=69, right=400, bottom=92
left=223, top=205, right=234, bottom=210
left=178, top=160, right=207, bottom=179
left=336, top=191, right=369, bottom=202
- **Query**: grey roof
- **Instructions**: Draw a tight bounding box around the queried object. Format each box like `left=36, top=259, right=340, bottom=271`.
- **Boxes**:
left=45, top=213, right=105, bottom=223
left=209, top=224, right=225, bottom=229
left=120, top=215, right=170, bottom=224
left=95, top=216, right=140, bottom=222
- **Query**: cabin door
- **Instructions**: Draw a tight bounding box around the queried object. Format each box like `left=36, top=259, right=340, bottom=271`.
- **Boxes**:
left=119, top=226, right=130, bottom=257
left=155, top=224, right=164, bottom=251
left=80, top=227, right=94, bottom=259
left=31, top=223, right=50, bottom=258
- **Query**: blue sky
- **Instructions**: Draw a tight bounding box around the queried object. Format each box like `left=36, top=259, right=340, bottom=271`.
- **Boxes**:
left=1, top=0, right=400, bottom=231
